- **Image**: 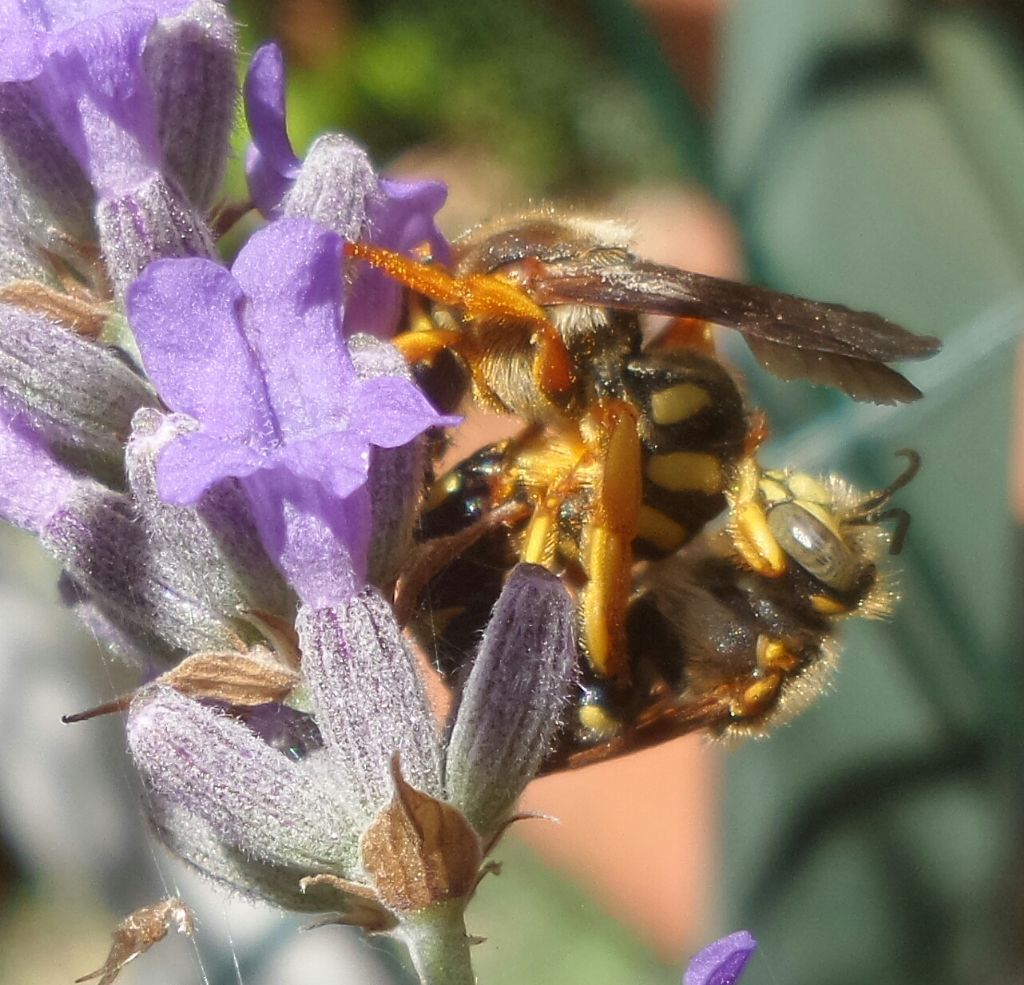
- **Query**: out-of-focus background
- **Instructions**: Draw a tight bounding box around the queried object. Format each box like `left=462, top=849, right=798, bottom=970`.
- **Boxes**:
left=3, top=1, right=1024, bottom=983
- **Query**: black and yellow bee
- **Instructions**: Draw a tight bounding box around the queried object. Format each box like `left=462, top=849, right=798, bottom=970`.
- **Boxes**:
left=349, top=210, right=939, bottom=767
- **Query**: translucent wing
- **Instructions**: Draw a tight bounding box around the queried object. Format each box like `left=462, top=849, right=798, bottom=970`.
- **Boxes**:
left=527, top=252, right=941, bottom=404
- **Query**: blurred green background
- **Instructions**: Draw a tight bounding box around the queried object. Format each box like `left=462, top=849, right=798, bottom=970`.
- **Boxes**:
left=4, top=1, right=1024, bottom=983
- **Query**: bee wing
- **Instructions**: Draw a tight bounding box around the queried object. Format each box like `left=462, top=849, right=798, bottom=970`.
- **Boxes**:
left=528, top=255, right=941, bottom=404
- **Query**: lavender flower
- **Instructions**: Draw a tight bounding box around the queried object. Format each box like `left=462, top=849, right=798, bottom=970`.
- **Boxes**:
left=0, top=0, right=237, bottom=289
left=129, top=565, right=577, bottom=985
left=244, top=42, right=450, bottom=338
left=684, top=931, right=758, bottom=985
left=127, top=217, right=455, bottom=606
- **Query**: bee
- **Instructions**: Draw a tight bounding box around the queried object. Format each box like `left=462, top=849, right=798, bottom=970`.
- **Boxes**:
left=348, top=210, right=938, bottom=762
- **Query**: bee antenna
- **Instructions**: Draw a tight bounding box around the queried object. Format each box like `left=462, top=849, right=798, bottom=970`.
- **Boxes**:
left=845, top=506, right=912, bottom=554
left=881, top=507, right=912, bottom=555
left=853, top=449, right=921, bottom=516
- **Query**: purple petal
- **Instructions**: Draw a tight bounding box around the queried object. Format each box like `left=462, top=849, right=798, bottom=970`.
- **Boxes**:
left=243, top=42, right=299, bottom=215
left=128, top=254, right=276, bottom=446
left=372, top=178, right=450, bottom=262
left=297, top=593, right=444, bottom=827
left=241, top=469, right=368, bottom=608
left=341, top=267, right=405, bottom=340
left=684, top=931, right=758, bottom=985
left=151, top=430, right=264, bottom=505
left=0, top=409, right=83, bottom=533
left=128, top=686, right=358, bottom=871
left=350, top=374, right=458, bottom=449
left=229, top=218, right=356, bottom=441
left=277, top=432, right=368, bottom=502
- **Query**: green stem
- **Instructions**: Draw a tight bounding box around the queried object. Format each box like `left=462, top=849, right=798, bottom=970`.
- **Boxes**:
left=397, top=901, right=475, bottom=985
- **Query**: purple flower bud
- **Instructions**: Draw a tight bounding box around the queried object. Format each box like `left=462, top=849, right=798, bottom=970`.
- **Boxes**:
left=684, top=931, right=758, bottom=985
left=58, top=573, right=155, bottom=668
left=0, top=153, right=81, bottom=280
left=128, top=686, right=359, bottom=871
left=297, top=591, right=444, bottom=827
left=43, top=484, right=246, bottom=660
left=0, top=83, right=94, bottom=240
left=0, top=0, right=191, bottom=198
left=0, top=302, right=157, bottom=465
left=95, top=171, right=214, bottom=294
left=444, top=565, right=576, bottom=839
left=147, top=796, right=359, bottom=913
left=143, top=0, right=238, bottom=210
left=128, top=218, right=455, bottom=606
left=243, top=43, right=450, bottom=338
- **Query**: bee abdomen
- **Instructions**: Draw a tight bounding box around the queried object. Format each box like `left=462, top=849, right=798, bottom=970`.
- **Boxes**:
left=624, top=352, right=747, bottom=558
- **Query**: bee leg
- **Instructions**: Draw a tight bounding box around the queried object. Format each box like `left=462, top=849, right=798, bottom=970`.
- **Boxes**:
left=577, top=399, right=643, bottom=684
left=392, top=327, right=464, bottom=364
left=728, top=456, right=788, bottom=576
left=528, top=322, right=576, bottom=399
left=725, top=635, right=803, bottom=720
left=393, top=499, right=531, bottom=626
left=348, top=241, right=576, bottom=401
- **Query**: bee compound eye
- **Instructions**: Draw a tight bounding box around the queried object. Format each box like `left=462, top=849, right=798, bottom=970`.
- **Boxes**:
left=766, top=501, right=860, bottom=593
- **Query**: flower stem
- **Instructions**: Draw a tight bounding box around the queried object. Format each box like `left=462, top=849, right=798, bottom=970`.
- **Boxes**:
left=397, top=901, right=475, bottom=985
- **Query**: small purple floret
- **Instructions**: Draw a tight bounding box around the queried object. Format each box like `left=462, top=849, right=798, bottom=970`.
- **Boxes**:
left=0, top=408, right=83, bottom=534
left=128, top=217, right=455, bottom=606
left=684, top=930, right=758, bottom=985
left=243, top=42, right=450, bottom=338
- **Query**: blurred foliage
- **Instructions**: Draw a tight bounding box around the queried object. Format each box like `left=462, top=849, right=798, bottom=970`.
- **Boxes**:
left=470, top=838, right=678, bottom=985
left=232, top=0, right=700, bottom=197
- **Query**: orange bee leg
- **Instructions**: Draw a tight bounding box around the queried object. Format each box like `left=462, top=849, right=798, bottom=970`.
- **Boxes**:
left=391, top=327, right=463, bottom=365
left=347, top=242, right=575, bottom=401
left=528, top=321, right=576, bottom=400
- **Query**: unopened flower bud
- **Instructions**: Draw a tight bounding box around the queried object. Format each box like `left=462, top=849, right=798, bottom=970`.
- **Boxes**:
left=445, top=564, right=576, bottom=840
left=43, top=485, right=244, bottom=660
left=0, top=85, right=95, bottom=242
left=297, top=592, right=445, bottom=825
left=144, top=0, right=239, bottom=210
left=0, top=410, right=85, bottom=535
left=96, top=173, right=213, bottom=296
left=128, top=687, right=357, bottom=870
left=0, top=304, right=157, bottom=467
